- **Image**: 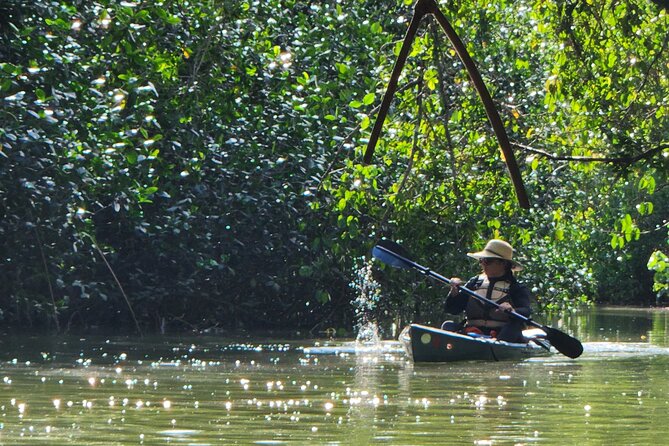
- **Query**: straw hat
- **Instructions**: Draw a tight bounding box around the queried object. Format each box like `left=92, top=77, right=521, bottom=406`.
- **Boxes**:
left=467, top=239, right=523, bottom=271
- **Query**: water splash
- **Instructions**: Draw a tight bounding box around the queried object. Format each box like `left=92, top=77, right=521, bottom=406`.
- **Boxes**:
left=349, top=257, right=384, bottom=351
left=350, top=257, right=381, bottom=324
left=356, top=322, right=380, bottom=346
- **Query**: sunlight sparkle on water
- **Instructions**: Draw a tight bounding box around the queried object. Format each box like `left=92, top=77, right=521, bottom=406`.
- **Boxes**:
left=0, top=308, right=665, bottom=444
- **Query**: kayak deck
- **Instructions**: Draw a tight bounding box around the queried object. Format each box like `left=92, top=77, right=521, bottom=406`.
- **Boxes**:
left=400, top=324, right=551, bottom=362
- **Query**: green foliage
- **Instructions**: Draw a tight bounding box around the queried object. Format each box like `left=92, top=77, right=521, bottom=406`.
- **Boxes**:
left=648, top=245, right=669, bottom=303
left=322, top=0, right=667, bottom=319
left=0, top=0, right=394, bottom=331
left=0, top=0, right=666, bottom=333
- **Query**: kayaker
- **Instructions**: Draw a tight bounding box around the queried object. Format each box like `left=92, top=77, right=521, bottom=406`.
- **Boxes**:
left=443, top=239, right=532, bottom=343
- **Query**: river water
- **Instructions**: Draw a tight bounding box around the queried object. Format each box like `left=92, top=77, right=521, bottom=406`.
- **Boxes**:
left=0, top=307, right=667, bottom=445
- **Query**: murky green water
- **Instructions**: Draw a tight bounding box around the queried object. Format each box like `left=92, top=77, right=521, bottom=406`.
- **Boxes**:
left=0, top=307, right=667, bottom=445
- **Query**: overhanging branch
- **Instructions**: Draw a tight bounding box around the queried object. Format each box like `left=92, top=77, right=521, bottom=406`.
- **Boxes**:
left=513, top=142, right=668, bottom=165
left=363, top=0, right=530, bottom=209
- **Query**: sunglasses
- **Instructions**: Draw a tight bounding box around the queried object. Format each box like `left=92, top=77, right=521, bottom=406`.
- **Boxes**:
left=479, top=258, right=501, bottom=266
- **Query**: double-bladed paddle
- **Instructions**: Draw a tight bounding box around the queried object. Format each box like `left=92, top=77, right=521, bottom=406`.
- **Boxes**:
left=372, top=239, right=584, bottom=359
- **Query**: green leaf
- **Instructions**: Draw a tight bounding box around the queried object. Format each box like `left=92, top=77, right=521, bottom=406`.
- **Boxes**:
left=362, top=92, right=374, bottom=105
left=337, top=198, right=347, bottom=211
left=335, top=63, right=349, bottom=74
left=360, top=115, right=370, bottom=130
left=126, top=151, right=138, bottom=165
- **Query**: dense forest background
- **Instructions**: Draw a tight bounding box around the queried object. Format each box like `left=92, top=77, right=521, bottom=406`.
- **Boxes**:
left=1, top=0, right=667, bottom=334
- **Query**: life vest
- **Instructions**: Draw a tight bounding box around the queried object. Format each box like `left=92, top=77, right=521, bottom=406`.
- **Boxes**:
left=465, top=274, right=512, bottom=326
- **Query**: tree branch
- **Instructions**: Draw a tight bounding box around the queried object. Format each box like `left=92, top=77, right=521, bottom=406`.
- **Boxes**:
left=512, top=142, right=668, bottom=165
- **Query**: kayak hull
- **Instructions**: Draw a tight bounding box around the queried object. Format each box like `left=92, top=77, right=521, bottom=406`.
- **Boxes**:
left=400, top=323, right=549, bottom=362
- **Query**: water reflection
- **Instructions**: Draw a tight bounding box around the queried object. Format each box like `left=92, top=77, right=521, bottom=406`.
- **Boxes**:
left=0, top=307, right=666, bottom=444
left=650, top=309, right=669, bottom=346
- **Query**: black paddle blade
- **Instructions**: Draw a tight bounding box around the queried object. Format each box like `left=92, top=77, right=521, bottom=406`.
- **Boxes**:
left=377, top=239, right=414, bottom=258
left=544, top=327, right=584, bottom=359
left=372, top=240, right=414, bottom=269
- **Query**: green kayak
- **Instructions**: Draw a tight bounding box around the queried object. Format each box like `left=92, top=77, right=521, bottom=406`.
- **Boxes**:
left=400, top=323, right=551, bottom=362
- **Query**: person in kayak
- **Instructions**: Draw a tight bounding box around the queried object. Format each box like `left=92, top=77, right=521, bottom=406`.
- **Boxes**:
left=443, top=239, right=531, bottom=343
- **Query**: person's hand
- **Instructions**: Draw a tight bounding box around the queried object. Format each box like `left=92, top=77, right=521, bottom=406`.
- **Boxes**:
left=496, top=302, right=513, bottom=313
left=449, top=277, right=462, bottom=295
